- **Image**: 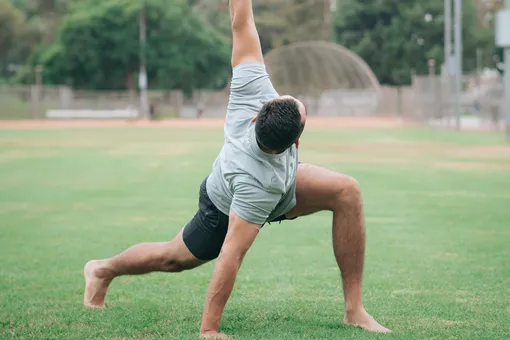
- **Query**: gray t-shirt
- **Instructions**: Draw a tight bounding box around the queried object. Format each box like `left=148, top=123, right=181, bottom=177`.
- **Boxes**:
left=206, top=62, right=298, bottom=225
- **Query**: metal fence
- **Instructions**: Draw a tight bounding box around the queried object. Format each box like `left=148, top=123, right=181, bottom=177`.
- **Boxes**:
left=0, top=85, right=183, bottom=120
left=0, top=85, right=385, bottom=119
left=411, top=73, right=505, bottom=130
left=0, top=73, right=505, bottom=130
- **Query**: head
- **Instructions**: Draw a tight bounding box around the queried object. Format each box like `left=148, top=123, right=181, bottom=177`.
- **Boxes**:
left=255, top=95, right=307, bottom=154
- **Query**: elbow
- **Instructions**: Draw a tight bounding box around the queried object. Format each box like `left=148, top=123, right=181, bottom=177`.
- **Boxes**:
left=230, top=11, right=254, bottom=32
left=231, top=18, right=249, bottom=32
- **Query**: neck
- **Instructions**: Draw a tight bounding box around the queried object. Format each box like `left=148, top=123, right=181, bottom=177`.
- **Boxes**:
left=257, top=141, right=277, bottom=155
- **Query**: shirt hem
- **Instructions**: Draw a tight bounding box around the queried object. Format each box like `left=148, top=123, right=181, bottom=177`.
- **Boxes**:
left=230, top=205, right=267, bottom=226
left=206, top=177, right=232, bottom=217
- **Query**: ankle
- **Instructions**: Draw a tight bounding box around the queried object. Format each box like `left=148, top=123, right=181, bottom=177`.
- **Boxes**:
left=94, top=260, right=116, bottom=280
left=344, top=303, right=365, bottom=315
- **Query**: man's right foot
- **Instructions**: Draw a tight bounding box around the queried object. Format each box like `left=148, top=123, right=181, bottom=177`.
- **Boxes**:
left=344, top=308, right=391, bottom=333
left=83, top=260, right=111, bottom=308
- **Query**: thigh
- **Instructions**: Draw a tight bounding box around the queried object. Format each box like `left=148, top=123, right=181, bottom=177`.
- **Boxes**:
left=181, top=178, right=230, bottom=262
left=286, top=163, right=355, bottom=219
left=167, top=227, right=209, bottom=270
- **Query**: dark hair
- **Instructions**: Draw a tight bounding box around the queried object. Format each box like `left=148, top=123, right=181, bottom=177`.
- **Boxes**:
left=255, top=98, right=303, bottom=153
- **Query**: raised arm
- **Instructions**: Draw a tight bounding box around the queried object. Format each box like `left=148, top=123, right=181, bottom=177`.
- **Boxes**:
left=230, top=0, right=264, bottom=67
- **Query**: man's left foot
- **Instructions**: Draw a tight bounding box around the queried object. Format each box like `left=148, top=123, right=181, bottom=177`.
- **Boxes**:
left=344, top=309, right=391, bottom=333
left=84, top=260, right=111, bottom=308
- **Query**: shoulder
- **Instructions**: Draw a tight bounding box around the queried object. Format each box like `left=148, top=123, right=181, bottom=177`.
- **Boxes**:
left=232, top=61, right=268, bottom=76
left=226, top=62, right=277, bottom=136
left=231, top=62, right=267, bottom=91
left=230, top=62, right=277, bottom=98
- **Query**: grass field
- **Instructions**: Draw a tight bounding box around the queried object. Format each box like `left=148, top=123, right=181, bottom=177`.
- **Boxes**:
left=1, top=120, right=509, bottom=339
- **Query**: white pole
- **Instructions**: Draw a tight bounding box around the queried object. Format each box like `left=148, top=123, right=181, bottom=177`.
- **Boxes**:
left=505, top=0, right=510, bottom=141
left=139, top=0, right=149, bottom=119
left=454, top=0, right=462, bottom=130
left=35, top=65, right=42, bottom=119
left=445, top=0, right=452, bottom=127
left=504, top=47, right=510, bottom=141
left=444, top=0, right=451, bottom=65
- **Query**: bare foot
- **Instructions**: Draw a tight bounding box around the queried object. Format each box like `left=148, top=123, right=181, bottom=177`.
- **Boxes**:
left=344, top=309, right=391, bottom=333
left=200, top=331, right=230, bottom=339
left=83, top=260, right=112, bottom=308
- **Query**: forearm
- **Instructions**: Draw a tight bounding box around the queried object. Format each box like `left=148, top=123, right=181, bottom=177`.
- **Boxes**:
left=200, top=252, right=242, bottom=332
left=229, top=0, right=254, bottom=30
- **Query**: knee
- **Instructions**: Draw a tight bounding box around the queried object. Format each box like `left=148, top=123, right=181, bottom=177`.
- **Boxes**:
left=163, top=257, right=186, bottom=273
left=158, top=243, right=187, bottom=273
left=332, top=175, right=362, bottom=208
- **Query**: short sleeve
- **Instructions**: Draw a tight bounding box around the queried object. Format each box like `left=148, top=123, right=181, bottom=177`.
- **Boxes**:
left=230, top=62, right=278, bottom=97
left=227, top=62, right=279, bottom=122
left=230, top=175, right=281, bottom=225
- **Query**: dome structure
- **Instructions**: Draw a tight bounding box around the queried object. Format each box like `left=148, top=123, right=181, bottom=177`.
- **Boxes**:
left=264, top=41, right=380, bottom=97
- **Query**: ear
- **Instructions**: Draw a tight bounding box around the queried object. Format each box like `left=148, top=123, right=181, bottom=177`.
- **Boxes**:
left=295, top=140, right=300, bottom=149
left=251, top=116, right=257, bottom=123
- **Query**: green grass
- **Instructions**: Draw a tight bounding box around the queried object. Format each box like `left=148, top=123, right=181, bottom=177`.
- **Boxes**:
left=1, top=125, right=509, bottom=339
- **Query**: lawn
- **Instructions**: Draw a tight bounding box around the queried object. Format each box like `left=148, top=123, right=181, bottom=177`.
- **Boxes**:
left=0, top=122, right=509, bottom=339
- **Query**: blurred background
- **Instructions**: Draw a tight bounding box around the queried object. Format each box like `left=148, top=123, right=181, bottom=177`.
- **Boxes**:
left=0, top=0, right=508, bottom=130
left=1, top=2, right=510, bottom=338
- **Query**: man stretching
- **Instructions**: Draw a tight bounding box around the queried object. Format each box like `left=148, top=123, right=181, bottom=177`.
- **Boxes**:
left=84, top=0, right=390, bottom=337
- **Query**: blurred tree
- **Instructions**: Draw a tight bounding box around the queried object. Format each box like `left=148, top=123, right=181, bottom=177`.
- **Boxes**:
left=334, top=0, right=496, bottom=85
left=0, top=0, right=25, bottom=78
left=36, top=0, right=230, bottom=92
left=256, top=0, right=333, bottom=49
left=193, top=0, right=332, bottom=53
left=473, top=0, right=504, bottom=29
left=6, top=0, right=498, bottom=88
left=3, top=0, right=76, bottom=82
left=192, top=0, right=231, bottom=45
left=10, top=0, right=70, bottom=16
left=274, top=0, right=332, bottom=44
left=474, top=0, right=504, bottom=73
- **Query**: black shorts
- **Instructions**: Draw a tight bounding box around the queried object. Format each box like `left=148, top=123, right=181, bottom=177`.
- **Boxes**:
left=182, top=177, right=294, bottom=261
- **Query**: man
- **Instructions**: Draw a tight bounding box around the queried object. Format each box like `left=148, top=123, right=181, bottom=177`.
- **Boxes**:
left=83, top=0, right=390, bottom=338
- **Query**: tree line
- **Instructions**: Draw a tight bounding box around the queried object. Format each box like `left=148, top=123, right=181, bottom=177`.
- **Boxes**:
left=0, top=0, right=502, bottom=91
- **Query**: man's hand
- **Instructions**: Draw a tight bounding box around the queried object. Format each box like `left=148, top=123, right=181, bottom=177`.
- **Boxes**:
left=229, top=0, right=264, bottom=67
left=199, top=210, right=260, bottom=335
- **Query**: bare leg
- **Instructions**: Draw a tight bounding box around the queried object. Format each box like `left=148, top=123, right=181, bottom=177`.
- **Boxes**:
left=84, top=229, right=206, bottom=308
left=286, top=164, right=390, bottom=333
